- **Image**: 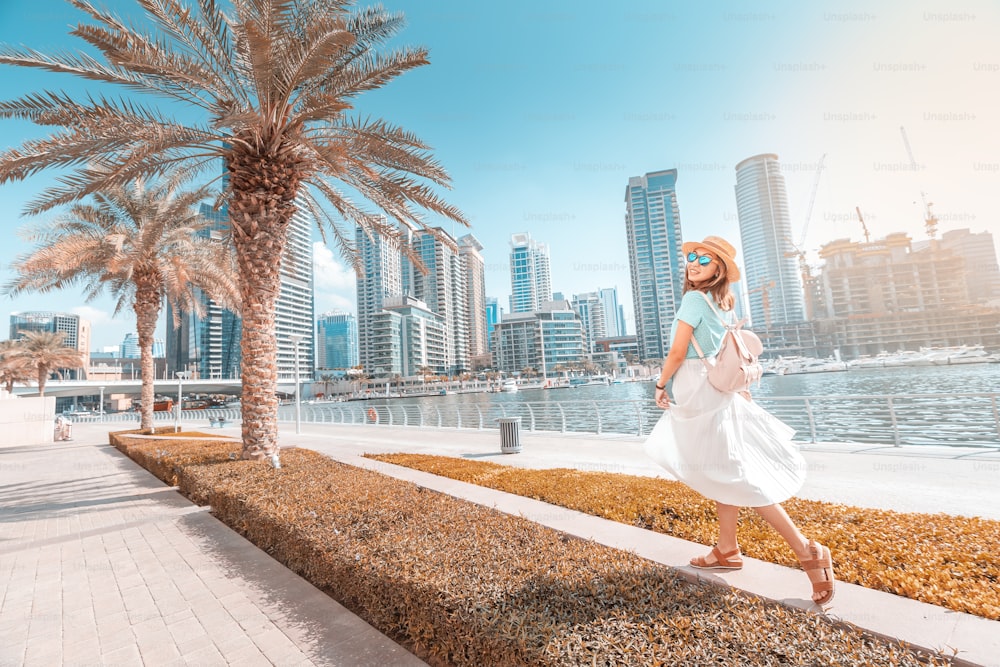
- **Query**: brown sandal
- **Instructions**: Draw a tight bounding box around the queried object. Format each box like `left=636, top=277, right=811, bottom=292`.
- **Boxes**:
left=800, top=540, right=835, bottom=605
left=690, top=546, right=743, bottom=570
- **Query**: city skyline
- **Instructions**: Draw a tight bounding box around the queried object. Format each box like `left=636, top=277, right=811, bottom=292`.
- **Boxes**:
left=2, top=0, right=999, bottom=349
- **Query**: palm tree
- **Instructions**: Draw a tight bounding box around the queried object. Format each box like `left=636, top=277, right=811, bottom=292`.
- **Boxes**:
left=0, top=1, right=467, bottom=460
left=13, top=331, right=85, bottom=397
left=348, top=365, right=370, bottom=397
left=3, top=175, right=238, bottom=429
left=0, top=339, right=33, bottom=395
left=317, top=372, right=336, bottom=399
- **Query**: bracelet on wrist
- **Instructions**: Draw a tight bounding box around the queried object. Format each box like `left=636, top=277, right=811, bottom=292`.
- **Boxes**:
left=655, top=382, right=665, bottom=391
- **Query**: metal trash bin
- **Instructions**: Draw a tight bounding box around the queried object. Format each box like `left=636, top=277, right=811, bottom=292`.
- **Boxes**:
left=497, top=417, right=522, bottom=454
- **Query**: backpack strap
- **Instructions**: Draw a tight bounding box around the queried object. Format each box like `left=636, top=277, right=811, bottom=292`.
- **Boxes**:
left=688, top=291, right=729, bottom=370
left=699, top=291, right=738, bottom=328
left=698, top=292, right=756, bottom=360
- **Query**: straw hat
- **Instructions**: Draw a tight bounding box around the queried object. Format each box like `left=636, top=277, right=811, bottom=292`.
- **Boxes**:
left=681, top=235, right=741, bottom=282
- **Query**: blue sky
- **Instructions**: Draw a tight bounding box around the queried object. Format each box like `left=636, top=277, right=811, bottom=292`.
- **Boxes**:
left=2, top=0, right=998, bottom=349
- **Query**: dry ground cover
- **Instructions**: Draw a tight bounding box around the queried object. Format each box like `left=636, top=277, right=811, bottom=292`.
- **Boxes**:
left=109, top=431, right=958, bottom=666
left=368, top=453, right=1000, bottom=622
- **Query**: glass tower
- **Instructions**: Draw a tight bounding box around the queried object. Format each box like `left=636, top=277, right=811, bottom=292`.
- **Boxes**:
left=624, top=169, right=685, bottom=360
left=316, top=311, right=358, bottom=370
left=598, top=286, right=626, bottom=337
left=734, top=153, right=805, bottom=329
left=485, top=297, right=501, bottom=352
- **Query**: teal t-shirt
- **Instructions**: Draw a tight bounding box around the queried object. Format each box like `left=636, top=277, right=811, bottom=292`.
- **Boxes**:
left=669, top=290, right=729, bottom=359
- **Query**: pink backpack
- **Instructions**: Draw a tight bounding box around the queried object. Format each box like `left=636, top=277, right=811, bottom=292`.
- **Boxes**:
left=689, top=292, right=764, bottom=393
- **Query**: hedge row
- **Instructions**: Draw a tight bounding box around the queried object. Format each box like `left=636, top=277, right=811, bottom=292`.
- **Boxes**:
left=110, top=432, right=956, bottom=666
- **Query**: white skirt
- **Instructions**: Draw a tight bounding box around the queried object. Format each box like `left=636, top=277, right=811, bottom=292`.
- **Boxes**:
left=643, top=359, right=806, bottom=507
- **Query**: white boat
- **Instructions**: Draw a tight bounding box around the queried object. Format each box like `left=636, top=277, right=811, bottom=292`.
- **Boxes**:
left=932, top=345, right=992, bottom=365
left=779, top=356, right=849, bottom=375
left=847, top=347, right=998, bottom=368
left=501, top=380, right=518, bottom=393
left=848, top=351, right=918, bottom=369
left=905, top=348, right=952, bottom=366
left=761, top=359, right=786, bottom=376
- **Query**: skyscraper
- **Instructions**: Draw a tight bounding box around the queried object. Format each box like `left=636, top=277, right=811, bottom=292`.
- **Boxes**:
left=274, top=206, right=316, bottom=381
left=624, top=169, right=685, bottom=360
left=485, top=297, right=501, bottom=352
left=356, top=221, right=403, bottom=374
left=509, top=233, right=552, bottom=313
left=598, top=287, right=627, bottom=337
left=458, top=234, right=488, bottom=359
left=734, top=153, right=805, bottom=329
left=316, top=311, right=358, bottom=370
left=405, top=228, right=469, bottom=374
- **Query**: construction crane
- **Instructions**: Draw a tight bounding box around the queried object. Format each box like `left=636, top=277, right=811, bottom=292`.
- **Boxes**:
left=797, top=153, right=826, bottom=249
left=748, top=280, right=775, bottom=330
left=784, top=154, right=826, bottom=317
left=899, top=126, right=939, bottom=239
left=855, top=206, right=872, bottom=243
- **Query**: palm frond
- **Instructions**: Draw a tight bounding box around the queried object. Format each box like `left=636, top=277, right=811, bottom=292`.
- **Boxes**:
left=321, top=46, right=430, bottom=102
left=134, top=0, right=241, bottom=97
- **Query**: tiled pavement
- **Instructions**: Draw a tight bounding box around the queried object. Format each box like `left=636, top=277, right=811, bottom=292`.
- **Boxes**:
left=0, top=429, right=425, bottom=667
left=3, top=419, right=1000, bottom=666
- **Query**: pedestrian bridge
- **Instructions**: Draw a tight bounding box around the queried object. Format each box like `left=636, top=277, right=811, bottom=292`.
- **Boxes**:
left=14, top=378, right=311, bottom=397
left=9, top=378, right=298, bottom=399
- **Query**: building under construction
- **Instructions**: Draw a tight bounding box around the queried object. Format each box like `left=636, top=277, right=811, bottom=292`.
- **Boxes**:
left=809, top=231, right=1000, bottom=357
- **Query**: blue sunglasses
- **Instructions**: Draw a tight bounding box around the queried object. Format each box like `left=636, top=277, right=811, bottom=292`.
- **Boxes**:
left=687, top=252, right=714, bottom=266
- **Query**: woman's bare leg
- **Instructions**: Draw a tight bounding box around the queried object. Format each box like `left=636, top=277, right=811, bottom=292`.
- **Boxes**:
left=693, top=502, right=741, bottom=567
left=716, top=502, right=740, bottom=554
left=753, top=503, right=810, bottom=559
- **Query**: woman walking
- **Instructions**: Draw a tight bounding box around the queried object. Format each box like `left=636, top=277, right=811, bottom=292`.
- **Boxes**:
left=644, top=235, right=835, bottom=606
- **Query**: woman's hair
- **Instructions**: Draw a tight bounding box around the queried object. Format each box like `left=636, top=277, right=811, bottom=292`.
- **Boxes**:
left=683, top=264, right=736, bottom=310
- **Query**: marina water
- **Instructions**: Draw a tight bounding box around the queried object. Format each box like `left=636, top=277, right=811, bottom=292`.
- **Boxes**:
left=370, top=363, right=998, bottom=408
left=356, top=364, right=999, bottom=445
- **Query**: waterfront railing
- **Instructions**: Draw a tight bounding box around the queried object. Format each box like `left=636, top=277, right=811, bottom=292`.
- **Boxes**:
left=83, top=392, right=1000, bottom=448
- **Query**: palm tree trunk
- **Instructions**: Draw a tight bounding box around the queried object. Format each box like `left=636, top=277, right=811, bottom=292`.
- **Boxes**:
left=228, top=142, right=303, bottom=460
left=134, top=280, right=160, bottom=431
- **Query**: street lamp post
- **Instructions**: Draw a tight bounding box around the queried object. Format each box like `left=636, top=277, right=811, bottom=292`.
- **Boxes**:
left=289, top=335, right=304, bottom=435
left=99, top=386, right=105, bottom=423
left=175, top=371, right=190, bottom=431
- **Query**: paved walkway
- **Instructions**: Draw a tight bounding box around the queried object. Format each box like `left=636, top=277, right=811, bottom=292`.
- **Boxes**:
left=3, top=419, right=1000, bottom=666
left=0, top=427, right=425, bottom=667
